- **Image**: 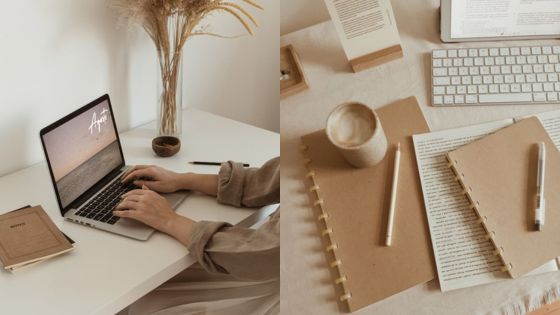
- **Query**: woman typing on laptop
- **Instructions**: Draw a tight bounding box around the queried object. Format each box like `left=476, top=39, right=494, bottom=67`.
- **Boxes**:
left=114, top=157, right=279, bottom=315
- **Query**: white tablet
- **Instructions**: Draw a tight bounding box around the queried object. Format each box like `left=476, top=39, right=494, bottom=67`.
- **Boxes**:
left=440, top=0, right=560, bottom=43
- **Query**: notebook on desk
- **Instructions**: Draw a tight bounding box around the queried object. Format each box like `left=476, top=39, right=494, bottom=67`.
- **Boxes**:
left=300, top=97, right=436, bottom=312
left=413, top=110, right=560, bottom=291
left=447, top=117, right=560, bottom=279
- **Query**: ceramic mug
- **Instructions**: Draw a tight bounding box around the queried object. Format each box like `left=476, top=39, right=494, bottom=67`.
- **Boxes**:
left=326, top=102, right=387, bottom=168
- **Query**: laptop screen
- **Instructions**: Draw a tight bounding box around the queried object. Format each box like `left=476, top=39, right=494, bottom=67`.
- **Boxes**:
left=42, top=98, right=123, bottom=208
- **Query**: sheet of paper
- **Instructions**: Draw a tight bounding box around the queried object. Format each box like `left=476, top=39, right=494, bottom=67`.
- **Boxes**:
left=451, top=0, right=560, bottom=39
left=323, top=0, right=401, bottom=60
left=413, top=120, right=514, bottom=292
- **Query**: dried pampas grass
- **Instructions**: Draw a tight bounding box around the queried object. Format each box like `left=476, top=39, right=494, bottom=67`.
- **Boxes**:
left=113, top=0, right=262, bottom=135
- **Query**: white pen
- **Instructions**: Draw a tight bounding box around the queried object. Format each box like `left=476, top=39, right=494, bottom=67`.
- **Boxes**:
left=386, top=143, right=401, bottom=246
left=535, top=142, right=546, bottom=231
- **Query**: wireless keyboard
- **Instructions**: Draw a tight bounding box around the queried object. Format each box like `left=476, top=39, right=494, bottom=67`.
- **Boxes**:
left=431, top=45, right=560, bottom=106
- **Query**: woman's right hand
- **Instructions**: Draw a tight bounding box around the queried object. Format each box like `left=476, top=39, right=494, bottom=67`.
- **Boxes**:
left=121, top=165, right=183, bottom=193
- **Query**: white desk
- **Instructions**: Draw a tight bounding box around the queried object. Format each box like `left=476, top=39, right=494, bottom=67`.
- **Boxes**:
left=280, top=0, right=560, bottom=314
left=0, top=108, right=279, bottom=315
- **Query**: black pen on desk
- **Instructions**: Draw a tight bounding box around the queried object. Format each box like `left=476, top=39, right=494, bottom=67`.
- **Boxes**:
left=189, top=161, right=250, bottom=167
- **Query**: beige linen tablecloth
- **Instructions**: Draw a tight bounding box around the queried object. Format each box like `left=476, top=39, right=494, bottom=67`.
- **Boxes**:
left=280, top=0, right=560, bottom=314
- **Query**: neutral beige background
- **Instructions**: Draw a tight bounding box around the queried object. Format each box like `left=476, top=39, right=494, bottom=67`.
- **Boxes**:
left=280, top=0, right=560, bottom=314
left=280, top=0, right=329, bottom=35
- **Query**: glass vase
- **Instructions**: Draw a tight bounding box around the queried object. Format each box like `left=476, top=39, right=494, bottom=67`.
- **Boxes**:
left=156, top=23, right=183, bottom=137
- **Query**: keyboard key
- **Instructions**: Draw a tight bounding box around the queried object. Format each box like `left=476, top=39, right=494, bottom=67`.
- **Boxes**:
left=504, top=75, right=514, bottom=83
left=433, top=68, right=447, bottom=76
left=511, top=84, right=521, bottom=93
left=433, top=50, right=447, bottom=58
left=554, top=46, right=560, bottom=54
left=522, top=84, right=532, bottom=92
left=479, top=48, right=489, bottom=56
left=433, top=95, right=443, bottom=105
left=489, top=84, right=499, bottom=93
left=533, top=83, right=543, bottom=92
left=544, top=83, right=554, bottom=92
left=444, top=95, right=454, bottom=104
left=457, top=85, right=467, bottom=94
left=454, top=95, right=465, bottom=104
left=534, top=93, right=546, bottom=101
left=547, top=92, right=558, bottom=101
left=490, top=48, right=499, bottom=56
left=448, top=49, right=457, bottom=58
left=468, top=49, right=478, bottom=57
left=108, top=217, right=120, bottom=225
left=532, top=47, right=542, bottom=55
left=467, top=85, right=477, bottom=94
left=521, top=47, right=531, bottom=55
left=479, top=93, right=533, bottom=103
left=433, top=86, right=445, bottom=95
left=478, top=85, right=489, bottom=94
left=466, top=95, right=478, bottom=103
left=499, top=48, right=510, bottom=56
left=543, top=46, right=553, bottom=55
left=459, top=49, right=468, bottom=57
left=511, top=47, right=520, bottom=56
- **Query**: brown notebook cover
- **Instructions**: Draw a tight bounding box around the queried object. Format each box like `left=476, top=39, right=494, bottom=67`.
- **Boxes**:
left=0, top=205, right=73, bottom=269
left=447, top=117, right=560, bottom=278
left=300, top=97, right=436, bottom=312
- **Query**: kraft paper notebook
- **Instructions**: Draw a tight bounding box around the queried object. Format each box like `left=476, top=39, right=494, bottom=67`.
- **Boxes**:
left=0, top=205, right=74, bottom=271
left=300, top=97, right=436, bottom=312
left=447, top=117, right=560, bottom=279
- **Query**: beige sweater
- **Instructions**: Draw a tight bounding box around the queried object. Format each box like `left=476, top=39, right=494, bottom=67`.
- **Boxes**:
left=186, top=157, right=280, bottom=281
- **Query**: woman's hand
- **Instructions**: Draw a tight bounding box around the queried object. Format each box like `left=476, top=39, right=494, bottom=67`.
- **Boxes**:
left=122, top=165, right=182, bottom=193
left=114, top=186, right=195, bottom=245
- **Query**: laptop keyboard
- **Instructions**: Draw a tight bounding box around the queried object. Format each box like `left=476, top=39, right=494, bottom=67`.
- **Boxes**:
left=74, top=179, right=138, bottom=225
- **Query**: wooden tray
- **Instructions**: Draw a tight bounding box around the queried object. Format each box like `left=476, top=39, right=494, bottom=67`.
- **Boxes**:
left=280, top=45, right=308, bottom=99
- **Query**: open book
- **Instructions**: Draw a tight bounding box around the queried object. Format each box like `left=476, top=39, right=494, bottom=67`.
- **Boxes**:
left=412, top=109, right=560, bottom=292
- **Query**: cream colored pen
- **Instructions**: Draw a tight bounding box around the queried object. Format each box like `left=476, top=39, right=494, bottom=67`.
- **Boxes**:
left=535, top=142, right=546, bottom=231
left=386, top=143, right=401, bottom=246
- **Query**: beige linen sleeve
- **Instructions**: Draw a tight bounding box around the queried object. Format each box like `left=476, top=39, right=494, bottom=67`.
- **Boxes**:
left=186, top=157, right=280, bottom=281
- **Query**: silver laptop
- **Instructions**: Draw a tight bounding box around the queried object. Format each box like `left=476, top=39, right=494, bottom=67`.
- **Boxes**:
left=40, top=94, right=186, bottom=240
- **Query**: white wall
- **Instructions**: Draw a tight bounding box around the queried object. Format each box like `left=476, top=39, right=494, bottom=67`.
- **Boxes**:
left=0, top=0, right=278, bottom=177
left=281, top=0, right=329, bottom=35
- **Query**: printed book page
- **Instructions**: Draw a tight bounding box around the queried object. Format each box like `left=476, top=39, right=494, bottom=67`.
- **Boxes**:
left=451, top=0, right=560, bottom=39
left=323, top=0, right=401, bottom=60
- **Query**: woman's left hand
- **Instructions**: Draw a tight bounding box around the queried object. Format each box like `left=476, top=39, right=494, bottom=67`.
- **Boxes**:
left=113, top=186, right=195, bottom=245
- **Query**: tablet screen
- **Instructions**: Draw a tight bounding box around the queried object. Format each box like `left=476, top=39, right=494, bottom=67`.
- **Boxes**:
left=450, top=0, right=560, bottom=39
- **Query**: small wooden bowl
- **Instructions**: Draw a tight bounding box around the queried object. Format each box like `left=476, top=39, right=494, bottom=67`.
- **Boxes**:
left=152, top=136, right=181, bottom=157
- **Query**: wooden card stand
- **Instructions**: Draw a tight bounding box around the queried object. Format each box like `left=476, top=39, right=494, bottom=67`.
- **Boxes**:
left=280, top=45, right=308, bottom=99
left=349, top=44, right=403, bottom=73
left=323, top=0, right=403, bottom=74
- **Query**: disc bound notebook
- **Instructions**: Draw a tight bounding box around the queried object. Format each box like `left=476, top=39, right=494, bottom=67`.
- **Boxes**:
left=300, top=97, right=436, bottom=312
left=447, top=117, right=560, bottom=278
